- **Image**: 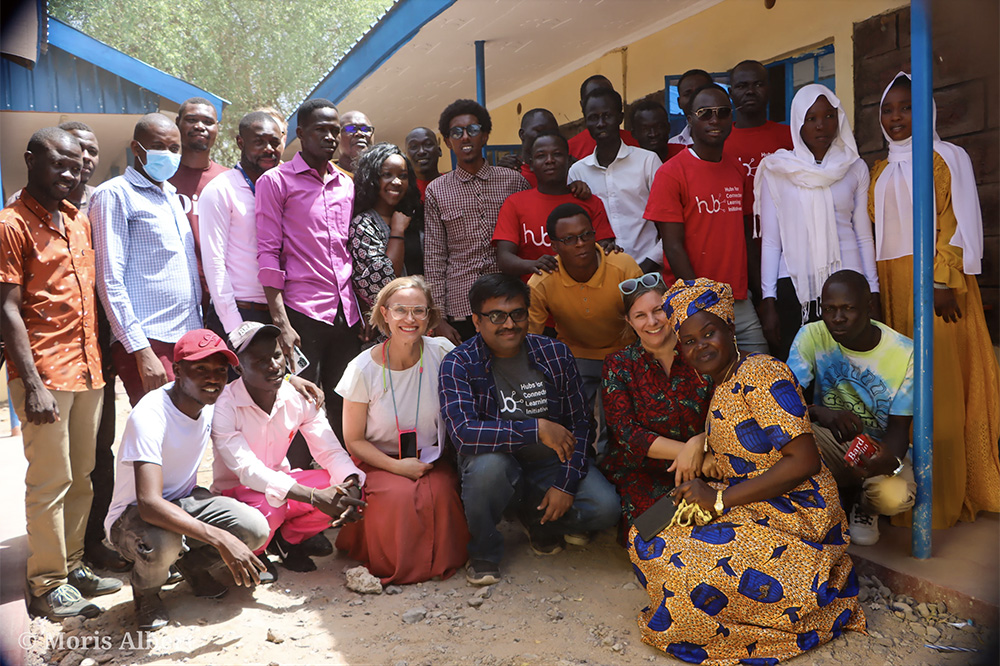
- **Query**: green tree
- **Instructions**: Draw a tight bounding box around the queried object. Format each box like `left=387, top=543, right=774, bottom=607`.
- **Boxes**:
left=49, top=0, right=393, bottom=164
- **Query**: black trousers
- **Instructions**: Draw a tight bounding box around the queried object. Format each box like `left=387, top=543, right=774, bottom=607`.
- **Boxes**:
left=772, top=277, right=822, bottom=362
left=284, top=306, right=360, bottom=469
left=84, top=302, right=117, bottom=553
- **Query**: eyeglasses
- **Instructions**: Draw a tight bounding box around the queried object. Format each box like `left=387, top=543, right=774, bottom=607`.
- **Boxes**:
left=618, top=272, right=664, bottom=295
left=386, top=305, right=430, bottom=320
left=476, top=308, right=528, bottom=325
left=692, top=106, right=733, bottom=121
left=448, top=124, right=483, bottom=140
left=343, top=124, right=375, bottom=135
left=554, top=230, right=596, bottom=246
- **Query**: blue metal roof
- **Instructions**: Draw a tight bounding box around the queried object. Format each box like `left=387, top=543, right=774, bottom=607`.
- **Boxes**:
left=1, top=17, right=228, bottom=117
left=286, top=0, right=455, bottom=139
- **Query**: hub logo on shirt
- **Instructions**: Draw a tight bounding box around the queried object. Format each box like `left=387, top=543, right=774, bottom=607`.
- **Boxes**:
left=695, top=186, right=742, bottom=215
left=499, top=380, right=546, bottom=417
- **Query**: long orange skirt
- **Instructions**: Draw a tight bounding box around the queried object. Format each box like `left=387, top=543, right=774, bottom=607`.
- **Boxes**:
left=336, top=461, right=470, bottom=584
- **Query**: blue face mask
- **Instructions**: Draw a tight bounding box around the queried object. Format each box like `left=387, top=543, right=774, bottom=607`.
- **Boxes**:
left=136, top=142, right=181, bottom=182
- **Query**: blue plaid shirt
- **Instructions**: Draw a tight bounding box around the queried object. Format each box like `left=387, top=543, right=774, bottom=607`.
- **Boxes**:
left=91, top=167, right=202, bottom=352
left=439, top=333, right=591, bottom=495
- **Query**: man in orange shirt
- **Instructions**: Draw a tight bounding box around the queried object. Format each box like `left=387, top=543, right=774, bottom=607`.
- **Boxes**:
left=1, top=128, right=121, bottom=620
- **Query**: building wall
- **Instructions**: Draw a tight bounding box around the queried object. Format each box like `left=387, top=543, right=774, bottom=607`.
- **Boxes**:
left=853, top=1, right=1000, bottom=341
left=488, top=0, right=906, bottom=144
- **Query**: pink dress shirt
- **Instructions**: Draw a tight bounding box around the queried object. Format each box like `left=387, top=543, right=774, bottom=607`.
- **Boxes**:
left=210, top=378, right=365, bottom=507
left=254, top=152, right=360, bottom=327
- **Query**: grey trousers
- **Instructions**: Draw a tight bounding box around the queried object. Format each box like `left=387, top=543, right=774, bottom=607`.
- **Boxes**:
left=108, top=488, right=269, bottom=592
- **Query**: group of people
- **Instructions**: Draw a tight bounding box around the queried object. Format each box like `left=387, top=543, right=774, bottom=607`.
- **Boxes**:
left=2, top=55, right=997, bottom=665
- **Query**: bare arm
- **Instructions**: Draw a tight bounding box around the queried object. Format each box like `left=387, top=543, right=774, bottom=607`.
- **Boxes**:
left=343, top=399, right=430, bottom=481
left=0, top=283, right=59, bottom=424
left=657, top=221, right=695, bottom=279
left=133, top=462, right=265, bottom=586
left=263, top=286, right=300, bottom=363
left=496, top=240, right=556, bottom=277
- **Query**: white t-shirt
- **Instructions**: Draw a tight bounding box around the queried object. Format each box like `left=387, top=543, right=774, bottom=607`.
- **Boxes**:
left=104, top=384, right=213, bottom=539
left=335, top=336, right=455, bottom=463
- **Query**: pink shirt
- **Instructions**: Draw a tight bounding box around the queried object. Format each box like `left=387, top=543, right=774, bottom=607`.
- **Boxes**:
left=210, top=378, right=364, bottom=506
left=255, top=153, right=360, bottom=326
left=198, top=168, right=267, bottom=333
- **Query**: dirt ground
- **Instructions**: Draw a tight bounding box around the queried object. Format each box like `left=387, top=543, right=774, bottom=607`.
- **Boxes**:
left=7, top=388, right=999, bottom=666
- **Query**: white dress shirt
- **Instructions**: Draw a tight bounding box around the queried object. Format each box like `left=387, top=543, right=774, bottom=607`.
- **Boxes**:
left=198, top=168, right=268, bottom=333
left=211, top=378, right=364, bottom=507
left=568, top=143, right=663, bottom=264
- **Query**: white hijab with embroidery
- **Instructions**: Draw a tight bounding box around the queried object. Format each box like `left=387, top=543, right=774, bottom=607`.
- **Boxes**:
left=872, top=71, right=983, bottom=274
left=753, top=84, right=859, bottom=314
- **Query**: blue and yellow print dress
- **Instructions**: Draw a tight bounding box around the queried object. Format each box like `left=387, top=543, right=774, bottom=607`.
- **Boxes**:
left=627, top=353, right=865, bottom=665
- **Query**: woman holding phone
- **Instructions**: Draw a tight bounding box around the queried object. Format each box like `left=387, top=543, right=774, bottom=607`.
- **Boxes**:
left=335, top=277, right=469, bottom=583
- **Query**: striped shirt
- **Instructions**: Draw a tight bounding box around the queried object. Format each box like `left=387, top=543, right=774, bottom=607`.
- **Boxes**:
left=439, top=333, right=591, bottom=495
left=424, top=164, right=529, bottom=318
left=91, top=166, right=202, bottom=352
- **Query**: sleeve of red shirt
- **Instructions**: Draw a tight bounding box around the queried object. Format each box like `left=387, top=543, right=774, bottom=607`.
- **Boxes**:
left=492, top=195, right=521, bottom=245
left=0, top=214, right=26, bottom=284
left=643, top=162, right=685, bottom=225
left=584, top=195, right=615, bottom=241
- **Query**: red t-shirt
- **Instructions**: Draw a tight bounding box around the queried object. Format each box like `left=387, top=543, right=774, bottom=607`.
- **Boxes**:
left=665, top=143, right=686, bottom=161
left=723, top=121, right=793, bottom=214
left=644, top=149, right=748, bottom=300
left=567, top=129, right=639, bottom=161
left=520, top=163, right=538, bottom=188
left=169, top=160, right=227, bottom=288
left=493, top=189, right=615, bottom=281
left=416, top=177, right=434, bottom=202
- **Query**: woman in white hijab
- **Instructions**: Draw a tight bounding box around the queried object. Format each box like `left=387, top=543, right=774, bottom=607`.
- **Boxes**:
left=754, top=84, right=880, bottom=360
left=870, top=72, right=999, bottom=529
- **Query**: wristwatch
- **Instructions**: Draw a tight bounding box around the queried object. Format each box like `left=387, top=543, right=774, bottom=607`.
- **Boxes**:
left=714, top=489, right=725, bottom=516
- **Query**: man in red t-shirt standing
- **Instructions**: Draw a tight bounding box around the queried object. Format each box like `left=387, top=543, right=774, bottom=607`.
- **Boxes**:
left=724, top=60, right=794, bottom=303
left=645, top=84, right=769, bottom=353
left=494, top=131, right=616, bottom=282
left=567, top=75, right=639, bottom=161
left=169, top=97, right=228, bottom=324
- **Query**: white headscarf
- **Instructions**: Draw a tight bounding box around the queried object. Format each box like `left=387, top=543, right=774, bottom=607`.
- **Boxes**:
left=872, top=72, right=983, bottom=274
left=753, top=84, right=859, bottom=313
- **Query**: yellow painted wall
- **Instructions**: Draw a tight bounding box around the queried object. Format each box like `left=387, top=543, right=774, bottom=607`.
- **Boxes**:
left=489, top=0, right=907, bottom=145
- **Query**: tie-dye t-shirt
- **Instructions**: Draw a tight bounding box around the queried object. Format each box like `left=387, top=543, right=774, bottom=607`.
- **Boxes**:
left=787, top=320, right=914, bottom=439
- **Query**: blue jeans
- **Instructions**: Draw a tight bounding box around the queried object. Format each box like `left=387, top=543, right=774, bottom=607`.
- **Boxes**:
left=459, top=452, right=620, bottom=564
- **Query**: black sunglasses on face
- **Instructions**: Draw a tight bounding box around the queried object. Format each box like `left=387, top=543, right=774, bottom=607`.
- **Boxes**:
left=692, top=106, right=732, bottom=121
left=449, top=124, right=483, bottom=140
left=477, top=308, right=528, bottom=325
left=343, top=124, right=375, bottom=135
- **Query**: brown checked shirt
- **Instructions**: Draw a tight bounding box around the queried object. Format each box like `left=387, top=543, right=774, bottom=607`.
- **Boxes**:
left=0, top=192, right=104, bottom=391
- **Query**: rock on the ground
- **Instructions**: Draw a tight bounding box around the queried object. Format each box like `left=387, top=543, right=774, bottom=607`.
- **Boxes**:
left=402, top=607, right=427, bottom=624
left=468, top=596, right=485, bottom=608
left=266, top=628, right=285, bottom=644
left=384, top=585, right=403, bottom=595
left=345, top=566, right=384, bottom=595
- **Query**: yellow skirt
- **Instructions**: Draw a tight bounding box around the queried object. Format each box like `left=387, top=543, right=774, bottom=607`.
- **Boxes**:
left=878, top=257, right=1000, bottom=528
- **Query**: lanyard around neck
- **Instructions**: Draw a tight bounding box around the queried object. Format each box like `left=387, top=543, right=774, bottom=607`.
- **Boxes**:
left=382, top=339, right=423, bottom=432
left=234, top=163, right=256, bottom=194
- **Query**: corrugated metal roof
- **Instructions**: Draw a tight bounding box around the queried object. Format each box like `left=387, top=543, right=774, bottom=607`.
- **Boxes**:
left=1, top=43, right=160, bottom=113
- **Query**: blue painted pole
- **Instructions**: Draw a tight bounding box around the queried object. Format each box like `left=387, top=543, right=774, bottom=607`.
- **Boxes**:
left=910, top=0, right=934, bottom=560
left=475, top=40, right=486, bottom=106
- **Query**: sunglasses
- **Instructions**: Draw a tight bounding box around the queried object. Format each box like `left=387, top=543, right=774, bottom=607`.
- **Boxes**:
left=554, top=230, right=596, bottom=246
left=692, top=106, right=733, bottom=121
left=476, top=308, right=528, bottom=325
left=618, top=272, right=664, bottom=295
left=343, top=124, right=375, bottom=135
left=448, top=124, right=483, bottom=140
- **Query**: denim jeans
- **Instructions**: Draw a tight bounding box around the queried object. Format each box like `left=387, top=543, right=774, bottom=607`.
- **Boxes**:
left=109, top=488, right=269, bottom=592
left=459, top=452, right=620, bottom=564
left=575, top=358, right=607, bottom=461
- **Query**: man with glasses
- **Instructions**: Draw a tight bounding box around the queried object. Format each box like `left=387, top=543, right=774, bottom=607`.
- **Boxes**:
left=527, top=204, right=641, bottom=460
left=645, top=83, right=769, bottom=353
left=335, top=111, right=374, bottom=175
left=424, top=99, right=529, bottom=342
left=440, top=273, right=620, bottom=585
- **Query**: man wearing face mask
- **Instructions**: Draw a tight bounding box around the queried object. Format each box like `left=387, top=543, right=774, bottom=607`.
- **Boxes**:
left=91, top=113, right=202, bottom=407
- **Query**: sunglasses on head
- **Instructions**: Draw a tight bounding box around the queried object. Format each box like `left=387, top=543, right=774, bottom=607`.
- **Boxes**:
left=449, top=124, right=483, bottom=140
left=343, top=124, right=375, bottom=135
left=618, top=272, right=664, bottom=295
left=692, top=106, right=732, bottom=121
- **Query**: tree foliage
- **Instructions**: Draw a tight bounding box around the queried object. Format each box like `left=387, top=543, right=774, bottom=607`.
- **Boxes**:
left=49, top=0, right=393, bottom=164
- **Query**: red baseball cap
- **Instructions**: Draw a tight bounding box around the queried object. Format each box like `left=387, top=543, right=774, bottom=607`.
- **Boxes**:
left=173, top=329, right=239, bottom=367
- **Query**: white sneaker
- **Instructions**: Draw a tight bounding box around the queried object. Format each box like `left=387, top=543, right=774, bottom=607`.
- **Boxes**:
left=849, top=505, right=880, bottom=546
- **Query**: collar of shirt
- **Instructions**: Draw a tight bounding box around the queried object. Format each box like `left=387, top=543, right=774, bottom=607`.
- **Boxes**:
left=18, top=190, right=80, bottom=232
left=290, top=151, right=342, bottom=182
left=454, top=161, right=492, bottom=183
left=471, top=332, right=555, bottom=376
left=228, top=376, right=301, bottom=418
left=124, top=165, right=179, bottom=195
left=555, top=249, right=609, bottom=288
left=580, top=141, right=634, bottom=169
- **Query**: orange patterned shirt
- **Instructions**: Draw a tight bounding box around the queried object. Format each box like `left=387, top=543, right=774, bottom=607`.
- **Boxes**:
left=0, top=192, right=104, bottom=391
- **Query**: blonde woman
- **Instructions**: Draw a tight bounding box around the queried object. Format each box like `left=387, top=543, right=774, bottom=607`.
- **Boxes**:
left=334, top=277, right=469, bottom=583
